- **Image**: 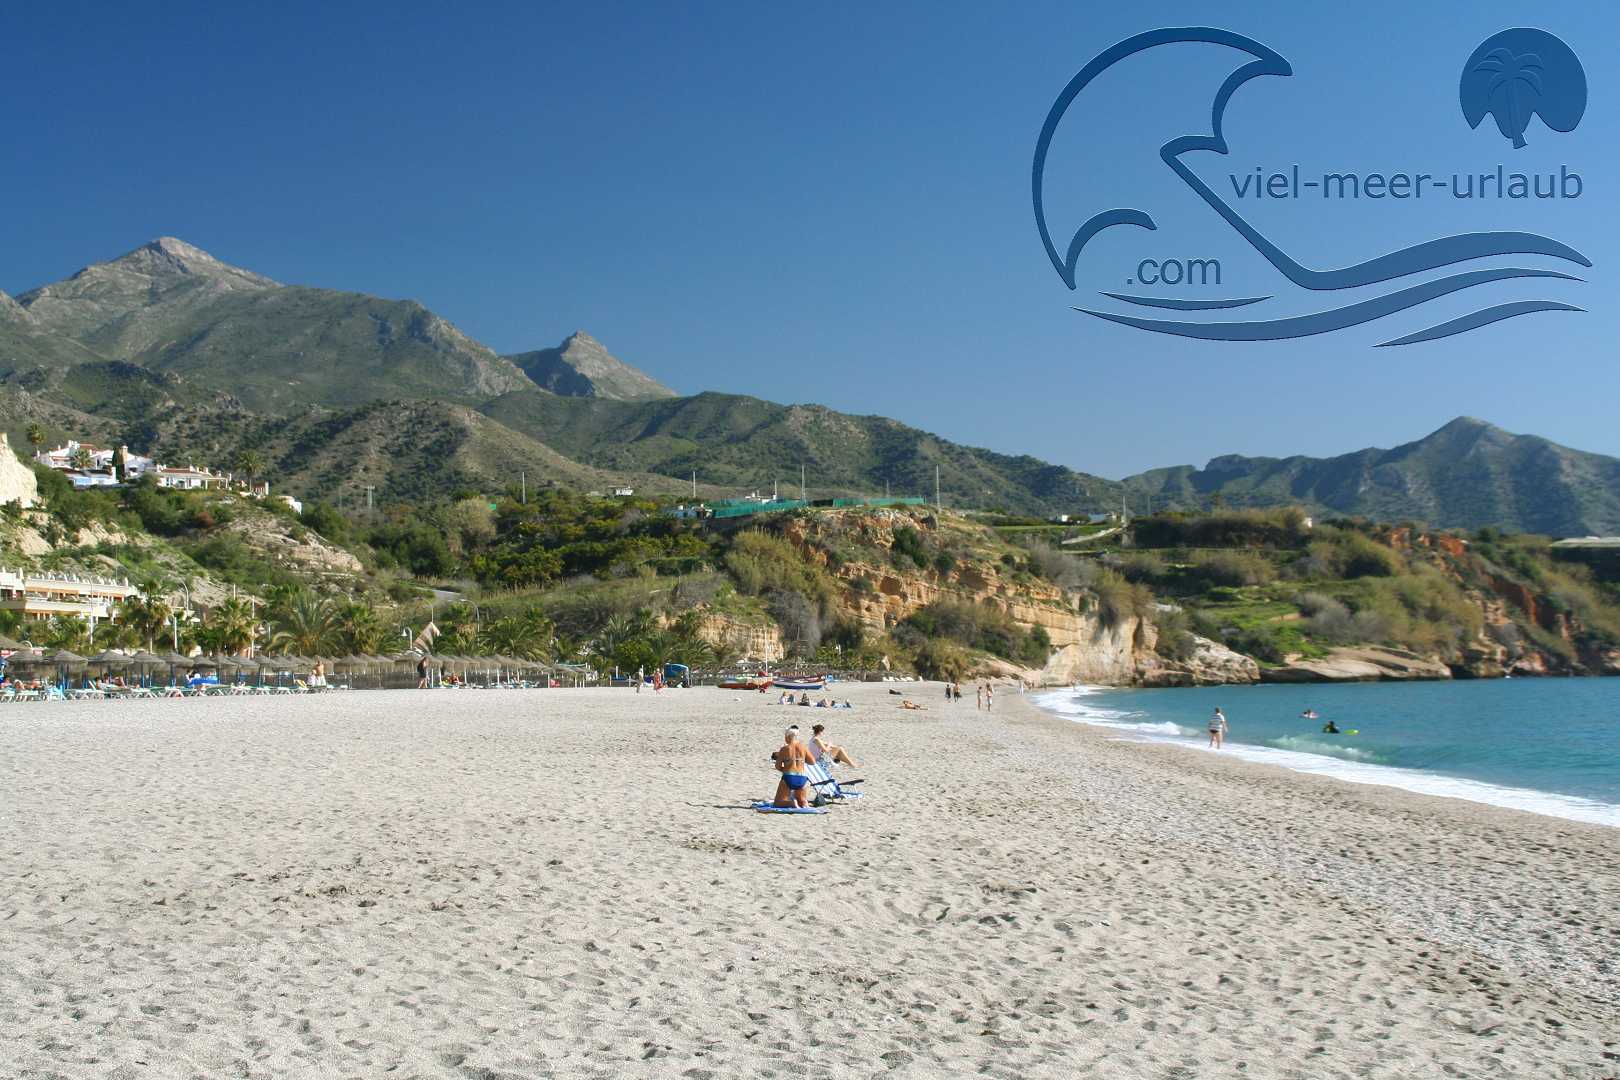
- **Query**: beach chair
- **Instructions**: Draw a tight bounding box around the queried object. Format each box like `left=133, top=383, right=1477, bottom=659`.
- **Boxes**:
left=805, top=760, right=864, bottom=803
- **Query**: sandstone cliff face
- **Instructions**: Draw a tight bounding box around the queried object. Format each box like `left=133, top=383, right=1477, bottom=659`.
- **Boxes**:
left=697, top=613, right=784, bottom=663
left=779, top=508, right=1257, bottom=687
left=0, top=433, right=39, bottom=509
left=1260, top=646, right=1453, bottom=683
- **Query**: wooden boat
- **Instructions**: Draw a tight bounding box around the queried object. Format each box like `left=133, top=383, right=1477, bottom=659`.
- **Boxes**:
left=772, top=675, right=827, bottom=692
left=719, top=675, right=773, bottom=691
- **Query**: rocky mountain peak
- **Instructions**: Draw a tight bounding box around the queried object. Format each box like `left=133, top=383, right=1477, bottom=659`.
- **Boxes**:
left=0, top=289, right=31, bottom=324
left=93, top=236, right=278, bottom=287
left=504, top=331, right=676, bottom=401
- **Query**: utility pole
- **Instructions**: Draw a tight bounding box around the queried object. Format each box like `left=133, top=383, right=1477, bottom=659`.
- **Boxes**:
left=1122, top=492, right=1129, bottom=527
left=935, top=465, right=941, bottom=510
left=800, top=463, right=806, bottom=502
left=365, top=485, right=375, bottom=516
left=520, top=471, right=527, bottom=504
left=690, top=470, right=696, bottom=499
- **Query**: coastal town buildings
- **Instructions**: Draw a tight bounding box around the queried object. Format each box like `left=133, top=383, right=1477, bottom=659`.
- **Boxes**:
left=0, top=567, right=142, bottom=624
left=31, top=440, right=265, bottom=496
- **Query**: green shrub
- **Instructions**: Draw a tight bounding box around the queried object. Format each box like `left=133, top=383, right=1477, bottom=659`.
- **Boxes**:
left=891, top=526, right=930, bottom=571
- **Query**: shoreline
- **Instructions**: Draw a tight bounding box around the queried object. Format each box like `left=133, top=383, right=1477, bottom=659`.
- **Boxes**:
left=4, top=683, right=1616, bottom=1076
left=1030, top=683, right=1620, bottom=829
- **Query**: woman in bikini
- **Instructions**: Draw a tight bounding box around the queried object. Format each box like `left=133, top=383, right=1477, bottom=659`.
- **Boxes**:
left=771, top=726, right=816, bottom=809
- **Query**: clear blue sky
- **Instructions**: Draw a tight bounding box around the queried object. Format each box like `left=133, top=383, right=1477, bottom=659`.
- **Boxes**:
left=4, top=0, right=1615, bottom=478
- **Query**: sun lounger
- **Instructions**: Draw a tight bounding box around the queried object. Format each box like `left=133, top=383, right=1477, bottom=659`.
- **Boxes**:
left=805, top=760, right=864, bottom=802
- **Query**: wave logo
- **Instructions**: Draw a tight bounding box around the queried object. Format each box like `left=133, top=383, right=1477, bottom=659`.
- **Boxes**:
left=1032, top=27, right=1590, bottom=346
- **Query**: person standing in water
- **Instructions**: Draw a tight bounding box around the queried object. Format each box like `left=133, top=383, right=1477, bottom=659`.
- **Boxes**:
left=1208, top=707, right=1228, bottom=749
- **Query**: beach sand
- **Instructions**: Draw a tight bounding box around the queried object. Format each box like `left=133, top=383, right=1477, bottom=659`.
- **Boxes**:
left=2, top=682, right=1617, bottom=1078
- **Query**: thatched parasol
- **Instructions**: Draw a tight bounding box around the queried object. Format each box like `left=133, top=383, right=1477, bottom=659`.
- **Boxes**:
left=89, top=649, right=133, bottom=666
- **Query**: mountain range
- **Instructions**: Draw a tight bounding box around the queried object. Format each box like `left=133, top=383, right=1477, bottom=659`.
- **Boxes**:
left=3, top=238, right=1617, bottom=535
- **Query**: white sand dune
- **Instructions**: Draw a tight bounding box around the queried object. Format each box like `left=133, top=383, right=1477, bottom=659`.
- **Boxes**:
left=2, top=683, right=1616, bottom=1078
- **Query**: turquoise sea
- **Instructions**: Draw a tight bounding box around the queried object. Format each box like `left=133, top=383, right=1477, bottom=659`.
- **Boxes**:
left=1033, top=679, right=1620, bottom=827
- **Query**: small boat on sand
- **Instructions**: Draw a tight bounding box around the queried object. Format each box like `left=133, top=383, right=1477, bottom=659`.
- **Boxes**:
left=719, top=675, right=773, bottom=691
left=772, top=675, right=827, bottom=692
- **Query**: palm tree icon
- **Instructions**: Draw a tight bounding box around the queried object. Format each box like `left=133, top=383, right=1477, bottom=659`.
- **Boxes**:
left=1460, top=29, right=1586, bottom=150
left=1472, top=50, right=1544, bottom=148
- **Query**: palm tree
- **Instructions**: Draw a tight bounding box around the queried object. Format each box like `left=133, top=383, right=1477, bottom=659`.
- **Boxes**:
left=69, top=446, right=94, bottom=473
left=45, top=616, right=92, bottom=652
left=232, top=449, right=266, bottom=491
left=25, top=423, right=44, bottom=455
left=333, top=601, right=383, bottom=654
left=93, top=620, right=140, bottom=650
left=118, top=595, right=173, bottom=652
left=480, top=613, right=553, bottom=661
left=269, top=592, right=336, bottom=655
left=207, top=597, right=258, bottom=655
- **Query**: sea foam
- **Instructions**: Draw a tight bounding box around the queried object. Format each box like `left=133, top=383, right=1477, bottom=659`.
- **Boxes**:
left=1034, top=687, right=1620, bottom=829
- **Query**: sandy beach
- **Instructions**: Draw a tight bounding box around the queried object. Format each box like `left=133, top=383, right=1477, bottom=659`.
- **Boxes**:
left=3, top=682, right=1618, bottom=1079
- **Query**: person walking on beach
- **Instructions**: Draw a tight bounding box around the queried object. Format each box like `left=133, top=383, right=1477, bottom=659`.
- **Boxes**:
left=1208, top=707, right=1228, bottom=749
left=984, top=683, right=993, bottom=711
left=976, top=684, right=983, bottom=710
left=636, top=665, right=643, bottom=694
left=416, top=654, right=430, bottom=689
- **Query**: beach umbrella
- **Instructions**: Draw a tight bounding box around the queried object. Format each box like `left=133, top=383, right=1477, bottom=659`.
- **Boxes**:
left=0, top=632, right=25, bottom=651
left=48, top=649, right=87, bottom=665
left=130, top=650, right=168, bottom=667
left=89, top=649, right=133, bottom=667
left=232, top=656, right=262, bottom=672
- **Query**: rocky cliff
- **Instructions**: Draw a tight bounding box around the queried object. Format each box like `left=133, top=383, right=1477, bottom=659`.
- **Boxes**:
left=778, top=507, right=1256, bottom=686
left=0, top=433, right=39, bottom=509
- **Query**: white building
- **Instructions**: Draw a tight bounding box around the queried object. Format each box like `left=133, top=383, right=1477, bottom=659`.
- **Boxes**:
left=35, top=442, right=155, bottom=478
left=0, top=569, right=142, bottom=624
left=154, top=465, right=229, bottom=491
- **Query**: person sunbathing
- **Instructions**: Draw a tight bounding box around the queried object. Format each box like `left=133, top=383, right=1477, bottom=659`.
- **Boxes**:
left=770, top=726, right=816, bottom=809
left=810, top=723, right=858, bottom=768
left=900, top=699, right=924, bottom=710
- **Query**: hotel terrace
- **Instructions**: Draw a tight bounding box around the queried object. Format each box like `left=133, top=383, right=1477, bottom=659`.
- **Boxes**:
left=0, top=567, right=142, bottom=624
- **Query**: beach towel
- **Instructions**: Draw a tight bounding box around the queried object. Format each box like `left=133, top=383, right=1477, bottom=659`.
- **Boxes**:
left=751, top=801, right=827, bottom=815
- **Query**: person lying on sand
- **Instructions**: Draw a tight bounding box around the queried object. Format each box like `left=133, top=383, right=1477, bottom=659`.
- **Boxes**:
left=770, top=726, right=817, bottom=808
left=900, top=700, right=925, bottom=711
left=810, top=723, right=858, bottom=768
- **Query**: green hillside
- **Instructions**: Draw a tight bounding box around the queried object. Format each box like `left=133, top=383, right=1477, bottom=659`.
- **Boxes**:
left=481, top=389, right=1121, bottom=514
left=7, top=237, right=1620, bottom=532
left=1122, top=418, right=1620, bottom=536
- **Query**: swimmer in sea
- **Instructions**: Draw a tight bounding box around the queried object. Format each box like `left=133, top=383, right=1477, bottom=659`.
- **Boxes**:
left=1322, top=719, right=1341, bottom=734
